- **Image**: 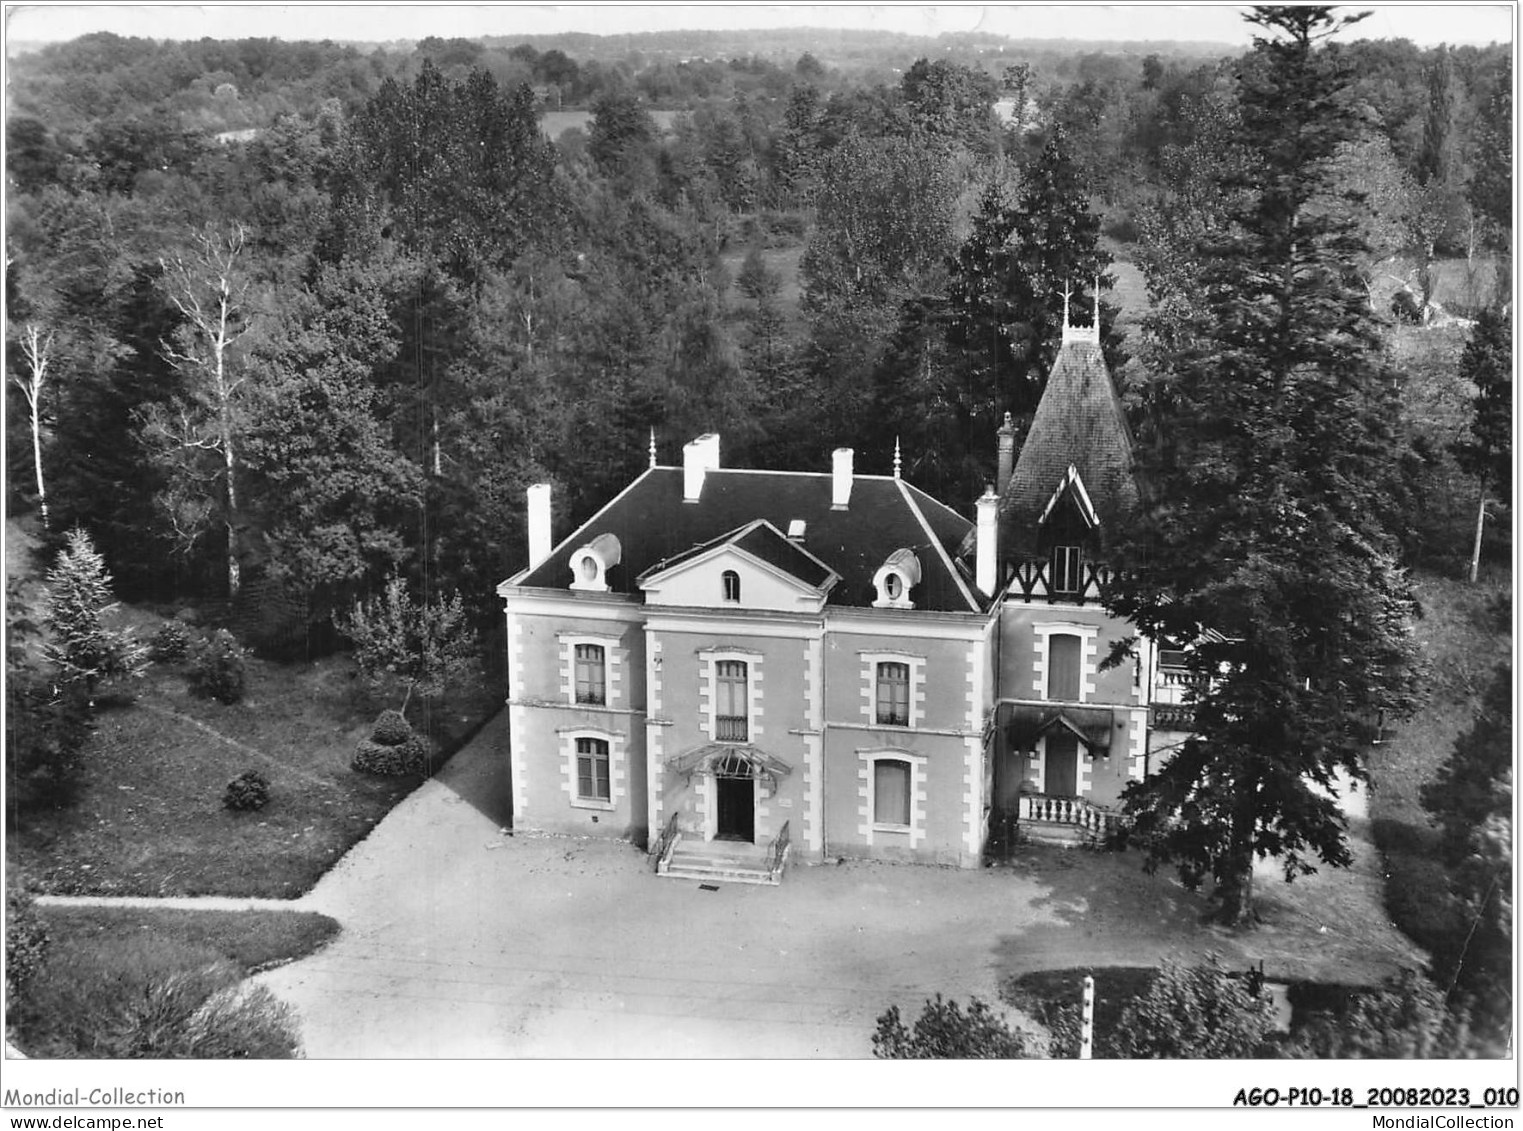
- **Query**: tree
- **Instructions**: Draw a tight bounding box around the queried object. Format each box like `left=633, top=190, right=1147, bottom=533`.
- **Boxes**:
left=873, top=995, right=1034, bottom=1058
left=11, top=324, right=56, bottom=530
left=1421, top=663, right=1512, bottom=1041
left=140, top=223, right=254, bottom=599
left=338, top=574, right=475, bottom=713
left=1105, top=956, right=1274, bottom=1058
left=42, top=528, right=149, bottom=698
left=946, top=128, right=1119, bottom=423
left=1274, top=970, right=1474, bottom=1058
left=1105, top=7, right=1420, bottom=925
left=1452, top=307, right=1511, bottom=582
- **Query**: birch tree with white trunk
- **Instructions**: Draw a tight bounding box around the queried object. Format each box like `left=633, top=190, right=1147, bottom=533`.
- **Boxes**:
left=13, top=323, right=56, bottom=531
left=142, top=223, right=254, bottom=599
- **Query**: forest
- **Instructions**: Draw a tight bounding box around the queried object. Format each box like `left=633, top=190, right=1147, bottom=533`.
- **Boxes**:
left=4, top=22, right=1510, bottom=644
left=3, top=7, right=1514, bottom=1059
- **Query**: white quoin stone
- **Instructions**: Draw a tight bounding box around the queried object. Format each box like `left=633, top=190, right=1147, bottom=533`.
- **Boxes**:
left=832, top=447, right=854, bottom=509
left=527, top=482, right=552, bottom=570
left=976, top=486, right=999, bottom=597
left=683, top=432, right=721, bottom=502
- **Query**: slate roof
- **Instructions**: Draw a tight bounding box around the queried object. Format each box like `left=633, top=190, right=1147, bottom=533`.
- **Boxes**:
left=638, top=519, right=838, bottom=592
left=999, top=338, right=1139, bottom=561
left=512, top=468, right=982, bottom=613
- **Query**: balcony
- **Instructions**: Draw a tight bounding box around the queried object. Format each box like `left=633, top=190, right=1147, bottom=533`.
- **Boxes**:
left=715, top=715, right=748, bottom=742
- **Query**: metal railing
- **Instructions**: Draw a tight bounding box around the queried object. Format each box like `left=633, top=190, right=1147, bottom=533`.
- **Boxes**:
left=652, top=811, right=681, bottom=873
left=715, top=715, right=747, bottom=741
left=766, top=819, right=791, bottom=881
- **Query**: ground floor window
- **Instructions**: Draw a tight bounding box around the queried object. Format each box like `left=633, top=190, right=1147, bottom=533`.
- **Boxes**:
left=873, top=759, right=911, bottom=827
left=576, top=736, right=611, bottom=802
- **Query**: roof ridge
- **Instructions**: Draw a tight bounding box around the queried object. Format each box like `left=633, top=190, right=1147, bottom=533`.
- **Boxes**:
left=896, top=478, right=983, bottom=613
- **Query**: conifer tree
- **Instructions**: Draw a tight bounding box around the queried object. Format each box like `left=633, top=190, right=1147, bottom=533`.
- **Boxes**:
left=1105, top=7, right=1419, bottom=925
left=43, top=527, right=149, bottom=697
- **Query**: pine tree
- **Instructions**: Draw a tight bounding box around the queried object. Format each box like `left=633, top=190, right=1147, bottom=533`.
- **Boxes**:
left=43, top=527, right=149, bottom=697
left=1105, top=7, right=1420, bottom=925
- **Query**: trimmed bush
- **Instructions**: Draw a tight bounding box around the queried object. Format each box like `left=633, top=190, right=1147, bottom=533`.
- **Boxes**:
left=5, top=879, right=49, bottom=1008
left=148, top=621, right=192, bottom=662
left=189, top=630, right=247, bottom=704
left=370, top=709, right=412, bottom=746
left=352, top=735, right=428, bottom=776
left=223, top=770, right=270, bottom=812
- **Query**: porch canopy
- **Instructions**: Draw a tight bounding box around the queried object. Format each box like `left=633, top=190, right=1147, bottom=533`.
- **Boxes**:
left=665, top=743, right=793, bottom=789
left=1004, top=704, right=1115, bottom=757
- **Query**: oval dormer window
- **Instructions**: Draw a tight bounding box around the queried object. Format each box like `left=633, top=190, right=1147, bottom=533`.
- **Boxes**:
left=569, top=533, right=621, bottom=592
left=872, top=548, right=921, bottom=609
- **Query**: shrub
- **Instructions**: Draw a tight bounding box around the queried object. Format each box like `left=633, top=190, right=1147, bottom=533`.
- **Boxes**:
left=148, top=621, right=192, bottom=662
left=352, top=735, right=428, bottom=776
left=223, top=770, right=269, bottom=812
left=189, top=630, right=247, bottom=704
left=5, top=879, right=49, bottom=1009
left=1277, top=970, right=1479, bottom=1058
left=176, top=983, right=303, bottom=1058
left=370, top=709, right=412, bottom=746
left=1104, top=954, right=1274, bottom=1058
left=873, top=995, right=1034, bottom=1058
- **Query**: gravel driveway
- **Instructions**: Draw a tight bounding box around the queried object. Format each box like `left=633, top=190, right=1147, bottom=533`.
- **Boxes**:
left=257, top=711, right=1421, bottom=1058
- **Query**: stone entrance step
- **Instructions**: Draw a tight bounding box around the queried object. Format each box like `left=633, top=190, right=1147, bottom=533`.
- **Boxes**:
left=661, top=839, right=780, bottom=885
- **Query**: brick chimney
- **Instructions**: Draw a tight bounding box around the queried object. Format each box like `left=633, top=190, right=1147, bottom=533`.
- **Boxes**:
left=831, top=447, right=853, bottom=509
left=527, top=482, right=552, bottom=570
left=996, top=412, right=1016, bottom=494
left=683, top=433, right=721, bottom=502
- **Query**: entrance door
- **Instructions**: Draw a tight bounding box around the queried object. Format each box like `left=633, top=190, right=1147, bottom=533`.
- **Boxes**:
left=1044, top=733, right=1079, bottom=797
left=715, top=775, right=755, bottom=842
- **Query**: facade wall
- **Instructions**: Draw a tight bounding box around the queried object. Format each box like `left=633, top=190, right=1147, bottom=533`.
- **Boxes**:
left=645, top=614, right=818, bottom=852
left=997, top=599, right=1146, bottom=806
left=820, top=619, right=986, bottom=867
left=506, top=598, right=649, bottom=842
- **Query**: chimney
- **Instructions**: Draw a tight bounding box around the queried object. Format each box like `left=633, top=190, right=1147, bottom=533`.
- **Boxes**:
left=831, top=447, right=853, bottom=509
left=683, top=432, right=721, bottom=502
left=976, top=486, right=999, bottom=597
left=996, top=412, right=1016, bottom=494
left=527, top=482, right=552, bottom=570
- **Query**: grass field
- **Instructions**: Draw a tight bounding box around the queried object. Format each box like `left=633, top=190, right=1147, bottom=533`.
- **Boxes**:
left=11, top=904, right=339, bottom=1057
left=8, top=645, right=498, bottom=898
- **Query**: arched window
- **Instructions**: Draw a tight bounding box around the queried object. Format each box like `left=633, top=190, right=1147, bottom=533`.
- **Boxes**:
left=575, top=737, right=610, bottom=802
left=715, top=660, right=748, bottom=740
left=722, top=569, right=741, bottom=603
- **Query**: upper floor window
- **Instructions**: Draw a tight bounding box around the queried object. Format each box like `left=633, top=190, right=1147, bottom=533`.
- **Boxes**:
left=1047, top=633, right=1082, bottom=701
left=1052, top=545, right=1082, bottom=594
left=876, top=662, right=910, bottom=726
left=715, top=660, right=748, bottom=741
left=722, top=569, right=741, bottom=603
left=575, top=736, right=611, bottom=802
left=574, top=643, right=606, bottom=705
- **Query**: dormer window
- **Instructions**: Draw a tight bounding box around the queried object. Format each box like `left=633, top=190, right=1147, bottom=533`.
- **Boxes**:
left=1052, top=546, right=1082, bottom=594
left=872, top=549, right=922, bottom=610
left=722, top=569, right=741, bottom=603
left=568, top=532, right=621, bottom=592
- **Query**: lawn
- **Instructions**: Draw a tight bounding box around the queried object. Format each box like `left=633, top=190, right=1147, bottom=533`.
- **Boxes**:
left=8, top=615, right=501, bottom=898
left=10, top=904, right=339, bottom=1058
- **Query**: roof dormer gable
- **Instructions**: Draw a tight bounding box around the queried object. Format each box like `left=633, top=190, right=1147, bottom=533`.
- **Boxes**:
left=637, top=520, right=838, bottom=612
left=1039, top=464, right=1100, bottom=533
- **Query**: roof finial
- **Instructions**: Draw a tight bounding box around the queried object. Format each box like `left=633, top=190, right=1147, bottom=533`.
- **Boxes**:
left=1062, top=277, right=1072, bottom=331
left=649, top=426, right=657, bottom=469
left=893, top=435, right=902, bottom=480
left=1093, top=274, right=1100, bottom=332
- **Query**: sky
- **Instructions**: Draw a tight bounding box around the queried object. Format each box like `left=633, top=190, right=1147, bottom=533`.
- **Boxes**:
left=4, top=3, right=1515, bottom=47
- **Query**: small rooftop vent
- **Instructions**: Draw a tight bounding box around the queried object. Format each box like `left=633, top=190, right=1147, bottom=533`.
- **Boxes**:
left=787, top=519, right=807, bottom=542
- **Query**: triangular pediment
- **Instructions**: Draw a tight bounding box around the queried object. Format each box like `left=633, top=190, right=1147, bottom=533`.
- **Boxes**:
left=638, top=521, right=838, bottom=610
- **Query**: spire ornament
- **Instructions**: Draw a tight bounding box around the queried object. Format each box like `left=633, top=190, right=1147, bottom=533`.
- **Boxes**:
left=649, top=427, right=657, bottom=469
left=893, top=436, right=902, bottom=480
